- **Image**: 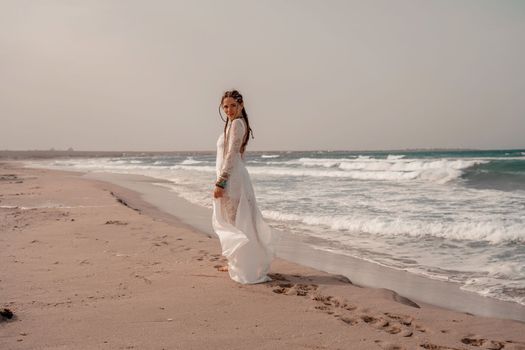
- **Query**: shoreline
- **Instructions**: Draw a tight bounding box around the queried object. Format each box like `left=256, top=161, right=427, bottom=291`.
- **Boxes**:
left=79, top=170, right=525, bottom=323
left=19, top=160, right=525, bottom=323
left=2, top=161, right=525, bottom=349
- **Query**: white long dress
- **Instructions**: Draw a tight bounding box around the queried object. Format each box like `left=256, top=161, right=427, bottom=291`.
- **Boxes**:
left=212, top=117, right=277, bottom=284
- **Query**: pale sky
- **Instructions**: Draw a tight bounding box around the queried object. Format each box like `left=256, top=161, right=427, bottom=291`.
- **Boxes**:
left=1, top=0, right=524, bottom=151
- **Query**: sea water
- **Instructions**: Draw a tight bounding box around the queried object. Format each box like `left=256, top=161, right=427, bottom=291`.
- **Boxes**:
left=29, top=149, right=525, bottom=305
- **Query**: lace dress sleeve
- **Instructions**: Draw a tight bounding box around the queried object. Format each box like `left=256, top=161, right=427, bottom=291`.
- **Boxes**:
left=216, top=119, right=245, bottom=189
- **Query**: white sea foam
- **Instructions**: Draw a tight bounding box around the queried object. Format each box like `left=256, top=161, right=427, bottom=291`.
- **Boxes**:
left=265, top=157, right=488, bottom=183
left=387, top=154, right=406, bottom=160
left=254, top=166, right=411, bottom=180
left=261, top=154, right=280, bottom=158
left=170, top=165, right=216, bottom=173
left=52, top=156, right=482, bottom=186
left=261, top=210, right=525, bottom=244
left=34, top=157, right=486, bottom=184
left=180, top=157, right=205, bottom=165
left=399, top=263, right=525, bottom=306
left=300, top=157, right=486, bottom=171
left=254, top=165, right=467, bottom=183
left=461, top=276, right=525, bottom=306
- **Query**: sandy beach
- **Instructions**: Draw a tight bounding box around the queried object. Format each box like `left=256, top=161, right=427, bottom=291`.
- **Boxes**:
left=1, top=161, right=525, bottom=350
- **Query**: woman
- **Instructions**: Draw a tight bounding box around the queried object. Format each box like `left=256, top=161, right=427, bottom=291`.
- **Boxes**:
left=212, top=89, right=277, bottom=284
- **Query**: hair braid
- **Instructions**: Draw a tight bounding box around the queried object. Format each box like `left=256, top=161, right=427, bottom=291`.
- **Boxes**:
left=219, top=89, right=254, bottom=154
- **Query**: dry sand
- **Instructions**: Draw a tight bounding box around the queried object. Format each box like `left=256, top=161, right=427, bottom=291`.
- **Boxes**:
left=1, top=161, right=525, bottom=350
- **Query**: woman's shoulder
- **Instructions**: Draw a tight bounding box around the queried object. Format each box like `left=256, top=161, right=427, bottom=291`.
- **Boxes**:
left=232, top=117, right=245, bottom=124
left=231, top=117, right=246, bottom=130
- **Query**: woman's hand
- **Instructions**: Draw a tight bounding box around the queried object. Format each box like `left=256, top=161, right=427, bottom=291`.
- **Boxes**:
left=214, top=186, right=225, bottom=198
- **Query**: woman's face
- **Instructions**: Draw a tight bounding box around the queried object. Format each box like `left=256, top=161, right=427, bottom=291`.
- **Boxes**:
left=222, top=97, right=243, bottom=119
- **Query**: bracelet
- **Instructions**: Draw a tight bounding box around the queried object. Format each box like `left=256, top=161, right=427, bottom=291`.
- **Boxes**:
left=215, top=178, right=227, bottom=189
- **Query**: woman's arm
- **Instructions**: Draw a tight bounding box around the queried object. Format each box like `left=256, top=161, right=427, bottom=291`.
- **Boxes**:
left=215, top=118, right=245, bottom=189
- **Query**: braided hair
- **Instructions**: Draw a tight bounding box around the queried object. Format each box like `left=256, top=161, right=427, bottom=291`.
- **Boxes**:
left=219, top=89, right=254, bottom=154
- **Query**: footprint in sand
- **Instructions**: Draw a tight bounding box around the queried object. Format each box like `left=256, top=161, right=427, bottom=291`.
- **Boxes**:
left=104, top=220, right=128, bottom=225
left=310, top=293, right=417, bottom=338
left=132, top=273, right=152, bottom=285
left=264, top=274, right=424, bottom=342
left=194, top=250, right=223, bottom=264
left=314, top=305, right=331, bottom=311
left=461, top=337, right=507, bottom=350
left=271, top=282, right=318, bottom=296
left=267, top=273, right=290, bottom=282
left=337, top=315, right=358, bottom=325
left=415, top=324, right=427, bottom=333
left=384, top=312, right=413, bottom=326
left=194, top=249, right=209, bottom=261
left=208, top=254, right=222, bottom=262
left=358, top=314, right=413, bottom=337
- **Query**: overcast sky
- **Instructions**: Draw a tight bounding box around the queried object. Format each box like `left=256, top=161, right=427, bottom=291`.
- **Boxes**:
left=1, top=0, right=524, bottom=151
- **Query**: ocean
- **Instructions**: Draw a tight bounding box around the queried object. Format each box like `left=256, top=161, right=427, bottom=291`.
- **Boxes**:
left=28, top=149, right=525, bottom=306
